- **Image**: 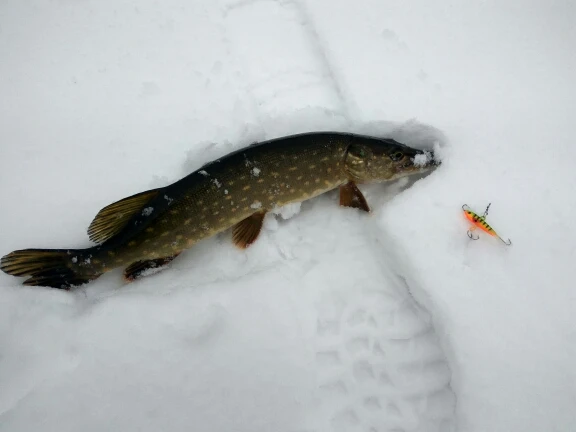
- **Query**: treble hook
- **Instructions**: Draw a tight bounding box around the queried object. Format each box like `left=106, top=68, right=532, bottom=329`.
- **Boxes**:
left=467, top=229, right=479, bottom=240
left=498, top=237, right=512, bottom=246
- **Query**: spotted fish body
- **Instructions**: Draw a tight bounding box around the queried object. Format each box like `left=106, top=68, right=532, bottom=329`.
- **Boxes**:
left=97, top=133, right=350, bottom=268
left=1, top=132, right=439, bottom=289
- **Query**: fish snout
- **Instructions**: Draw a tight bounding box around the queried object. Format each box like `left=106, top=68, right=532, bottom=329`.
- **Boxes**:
left=410, top=149, right=441, bottom=171
left=429, top=152, right=442, bottom=167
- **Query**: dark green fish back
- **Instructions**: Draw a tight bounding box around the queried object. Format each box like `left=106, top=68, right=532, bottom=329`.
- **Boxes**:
left=1, top=132, right=439, bottom=288
left=93, top=132, right=353, bottom=269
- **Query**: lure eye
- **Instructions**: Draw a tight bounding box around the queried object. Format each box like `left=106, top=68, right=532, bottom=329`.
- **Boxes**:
left=390, top=151, right=403, bottom=161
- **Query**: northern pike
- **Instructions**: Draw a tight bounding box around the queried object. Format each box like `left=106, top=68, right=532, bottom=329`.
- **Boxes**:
left=1, top=132, right=440, bottom=289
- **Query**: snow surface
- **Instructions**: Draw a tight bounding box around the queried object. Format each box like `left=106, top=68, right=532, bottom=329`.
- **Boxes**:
left=1, top=1, right=575, bottom=431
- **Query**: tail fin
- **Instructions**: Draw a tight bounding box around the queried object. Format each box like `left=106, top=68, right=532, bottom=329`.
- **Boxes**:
left=0, top=248, right=103, bottom=289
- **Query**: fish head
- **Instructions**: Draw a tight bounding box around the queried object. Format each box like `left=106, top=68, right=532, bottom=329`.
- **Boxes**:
left=344, top=138, right=440, bottom=183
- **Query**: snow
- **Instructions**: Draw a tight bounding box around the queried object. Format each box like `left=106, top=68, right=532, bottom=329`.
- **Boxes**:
left=273, top=202, right=303, bottom=220
left=412, top=151, right=433, bottom=168
left=1, top=1, right=575, bottom=432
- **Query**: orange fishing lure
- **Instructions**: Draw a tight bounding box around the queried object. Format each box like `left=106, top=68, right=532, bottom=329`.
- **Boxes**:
left=462, top=203, right=511, bottom=245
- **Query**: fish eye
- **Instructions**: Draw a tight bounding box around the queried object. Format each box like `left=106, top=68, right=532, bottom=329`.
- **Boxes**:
left=390, top=151, right=403, bottom=161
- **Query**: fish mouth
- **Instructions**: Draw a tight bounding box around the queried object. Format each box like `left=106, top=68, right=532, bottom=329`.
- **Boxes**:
left=410, top=150, right=441, bottom=170
left=429, top=151, right=442, bottom=166
left=393, top=150, right=440, bottom=177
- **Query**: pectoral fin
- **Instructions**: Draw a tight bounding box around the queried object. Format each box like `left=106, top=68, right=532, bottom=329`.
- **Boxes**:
left=123, top=253, right=180, bottom=282
left=232, top=211, right=267, bottom=249
left=339, top=181, right=370, bottom=212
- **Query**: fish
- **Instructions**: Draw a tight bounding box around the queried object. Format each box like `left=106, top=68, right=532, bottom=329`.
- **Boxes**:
left=0, top=132, right=440, bottom=289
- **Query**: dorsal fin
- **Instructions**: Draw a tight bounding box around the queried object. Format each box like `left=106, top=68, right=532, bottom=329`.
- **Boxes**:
left=87, top=189, right=160, bottom=244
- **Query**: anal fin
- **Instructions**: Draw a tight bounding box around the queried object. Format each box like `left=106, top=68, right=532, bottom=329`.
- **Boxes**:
left=339, top=181, right=370, bottom=212
left=123, top=253, right=180, bottom=282
left=232, top=211, right=267, bottom=249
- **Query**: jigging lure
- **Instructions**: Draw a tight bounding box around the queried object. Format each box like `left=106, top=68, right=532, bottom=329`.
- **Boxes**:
left=462, top=203, right=511, bottom=245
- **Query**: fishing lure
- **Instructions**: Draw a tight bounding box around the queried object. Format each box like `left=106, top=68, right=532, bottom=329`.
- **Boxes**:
left=462, top=203, right=512, bottom=245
